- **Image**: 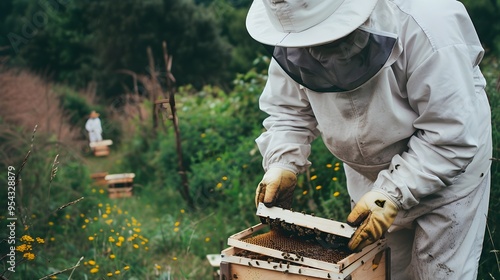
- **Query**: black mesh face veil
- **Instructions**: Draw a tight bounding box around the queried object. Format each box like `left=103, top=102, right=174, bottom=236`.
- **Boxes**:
left=264, top=29, right=397, bottom=92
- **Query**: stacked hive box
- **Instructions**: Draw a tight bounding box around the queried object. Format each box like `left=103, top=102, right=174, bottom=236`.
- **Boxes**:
left=90, top=139, right=113, bottom=157
left=105, top=173, right=135, bottom=198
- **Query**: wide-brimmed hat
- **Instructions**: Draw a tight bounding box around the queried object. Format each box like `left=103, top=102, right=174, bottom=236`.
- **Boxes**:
left=246, top=0, right=379, bottom=47
left=89, top=110, right=100, bottom=118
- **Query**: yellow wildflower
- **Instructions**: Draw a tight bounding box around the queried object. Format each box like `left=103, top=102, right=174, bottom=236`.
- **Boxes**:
left=174, top=221, right=180, bottom=227
left=23, top=252, right=35, bottom=260
left=88, top=236, right=95, bottom=241
left=326, top=163, right=333, bottom=168
left=90, top=268, right=99, bottom=274
left=124, top=266, right=130, bottom=270
left=36, top=237, right=45, bottom=244
left=315, top=185, right=322, bottom=190
left=110, top=254, right=116, bottom=259
left=107, top=272, right=113, bottom=277
left=333, top=191, right=340, bottom=197
left=88, top=260, right=96, bottom=266
left=205, top=237, right=211, bottom=242
left=302, top=190, right=308, bottom=195
left=20, top=235, right=34, bottom=242
left=222, top=176, right=228, bottom=181
left=115, top=270, right=121, bottom=275
left=133, top=244, right=139, bottom=249
left=310, top=175, right=318, bottom=181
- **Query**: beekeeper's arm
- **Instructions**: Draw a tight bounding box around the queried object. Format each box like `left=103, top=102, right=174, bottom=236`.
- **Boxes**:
left=255, top=59, right=320, bottom=209
left=348, top=44, right=489, bottom=251
left=85, top=119, right=93, bottom=132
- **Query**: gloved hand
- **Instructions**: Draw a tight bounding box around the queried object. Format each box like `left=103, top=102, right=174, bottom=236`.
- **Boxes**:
left=347, top=190, right=399, bottom=251
left=255, top=167, right=297, bottom=209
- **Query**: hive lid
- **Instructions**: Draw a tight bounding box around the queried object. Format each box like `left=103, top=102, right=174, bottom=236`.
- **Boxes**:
left=256, top=203, right=356, bottom=238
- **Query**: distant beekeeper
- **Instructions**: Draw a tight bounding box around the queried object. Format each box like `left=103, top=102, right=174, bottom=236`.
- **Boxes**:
left=247, top=0, right=492, bottom=279
left=85, top=110, right=103, bottom=144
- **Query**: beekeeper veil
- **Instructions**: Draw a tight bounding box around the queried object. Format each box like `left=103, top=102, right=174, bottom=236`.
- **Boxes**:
left=246, top=0, right=401, bottom=92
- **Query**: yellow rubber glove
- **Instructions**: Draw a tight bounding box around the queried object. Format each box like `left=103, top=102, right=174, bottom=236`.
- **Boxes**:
left=347, top=190, right=399, bottom=251
left=255, top=167, right=297, bottom=209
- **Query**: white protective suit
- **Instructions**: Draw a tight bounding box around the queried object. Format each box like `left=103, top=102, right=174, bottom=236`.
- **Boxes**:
left=255, top=0, right=492, bottom=279
left=85, top=117, right=103, bottom=143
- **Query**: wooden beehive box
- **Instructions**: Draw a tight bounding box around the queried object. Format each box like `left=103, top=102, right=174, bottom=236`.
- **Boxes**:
left=105, top=173, right=135, bottom=198
left=220, top=205, right=390, bottom=280
left=90, top=140, right=113, bottom=157
left=90, top=172, right=109, bottom=186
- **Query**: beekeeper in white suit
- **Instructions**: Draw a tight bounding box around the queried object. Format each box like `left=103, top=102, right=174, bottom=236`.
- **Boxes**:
left=247, top=0, right=492, bottom=278
left=85, top=110, right=103, bottom=144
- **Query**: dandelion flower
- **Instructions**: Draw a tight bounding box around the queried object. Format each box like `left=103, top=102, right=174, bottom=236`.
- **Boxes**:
left=36, top=237, right=45, bottom=244
left=333, top=191, right=340, bottom=197
left=174, top=227, right=179, bottom=232
left=222, top=176, right=228, bottom=181
left=102, top=214, right=108, bottom=218
left=172, top=257, right=177, bottom=261
left=110, top=254, right=116, bottom=259
left=88, top=236, right=95, bottom=241
left=332, top=177, right=338, bottom=181
left=98, top=203, right=103, bottom=207
left=216, top=182, right=223, bottom=188
left=99, top=189, right=105, bottom=194
left=302, top=190, right=308, bottom=195
left=174, top=221, right=180, bottom=227
left=133, top=244, right=139, bottom=249
left=180, top=209, right=185, bottom=214
left=124, top=266, right=130, bottom=270
left=82, top=225, right=87, bottom=229
left=310, top=175, right=318, bottom=181
left=90, top=268, right=99, bottom=274
left=109, top=237, right=115, bottom=242
left=107, top=272, right=113, bottom=277
left=65, top=214, right=71, bottom=220
left=315, top=185, right=322, bottom=190
left=334, top=167, right=340, bottom=171
left=115, top=270, right=121, bottom=275
left=205, top=237, right=211, bottom=242
left=326, top=163, right=333, bottom=168
left=88, top=260, right=96, bottom=266
left=155, top=264, right=161, bottom=269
